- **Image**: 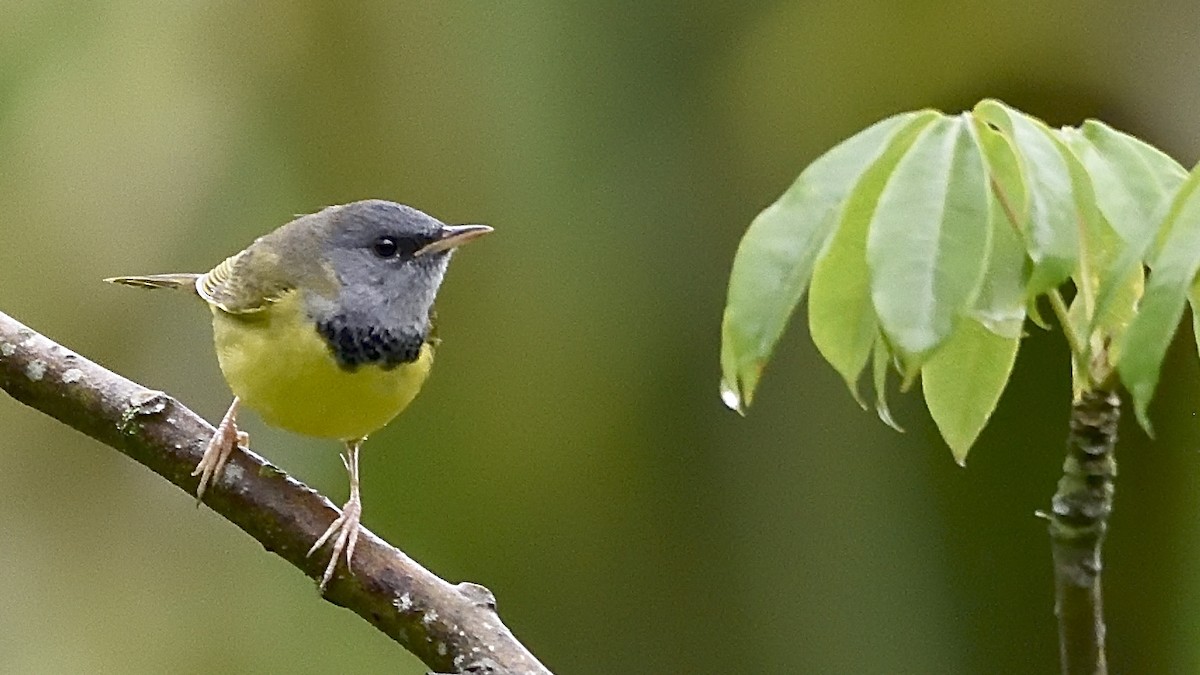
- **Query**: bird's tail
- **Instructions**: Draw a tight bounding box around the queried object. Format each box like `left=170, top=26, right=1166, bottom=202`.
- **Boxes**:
left=104, top=273, right=202, bottom=292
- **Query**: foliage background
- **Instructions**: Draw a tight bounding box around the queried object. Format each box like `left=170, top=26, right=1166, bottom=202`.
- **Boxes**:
left=2, top=2, right=1199, bottom=673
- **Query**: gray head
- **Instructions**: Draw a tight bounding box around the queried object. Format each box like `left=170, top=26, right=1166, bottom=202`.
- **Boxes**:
left=306, top=199, right=491, bottom=370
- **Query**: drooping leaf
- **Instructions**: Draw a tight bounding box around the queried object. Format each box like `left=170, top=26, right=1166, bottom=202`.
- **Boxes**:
left=1117, top=165, right=1200, bottom=433
left=974, top=100, right=1078, bottom=297
left=921, top=318, right=1020, bottom=464
left=873, top=335, right=903, bottom=432
left=867, top=113, right=991, bottom=371
left=971, top=118, right=1031, bottom=338
left=809, top=111, right=939, bottom=403
left=720, top=111, right=930, bottom=411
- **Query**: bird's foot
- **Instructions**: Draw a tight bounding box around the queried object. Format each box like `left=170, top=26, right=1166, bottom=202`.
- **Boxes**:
left=308, top=440, right=364, bottom=593
left=193, top=397, right=245, bottom=504
left=308, top=493, right=362, bottom=592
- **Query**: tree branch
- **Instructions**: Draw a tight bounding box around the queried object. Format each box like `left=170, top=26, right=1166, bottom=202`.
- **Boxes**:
left=0, top=309, right=551, bottom=675
left=1047, top=389, right=1118, bottom=675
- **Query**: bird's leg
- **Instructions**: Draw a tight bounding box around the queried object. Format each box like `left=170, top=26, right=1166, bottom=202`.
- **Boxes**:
left=308, top=438, right=364, bottom=592
left=192, top=396, right=247, bottom=504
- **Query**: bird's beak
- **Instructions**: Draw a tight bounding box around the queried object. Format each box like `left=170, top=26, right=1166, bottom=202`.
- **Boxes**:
left=414, top=223, right=494, bottom=257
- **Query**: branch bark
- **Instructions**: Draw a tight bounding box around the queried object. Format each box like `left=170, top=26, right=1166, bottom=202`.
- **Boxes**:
left=1048, top=389, right=1118, bottom=675
left=0, top=309, right=551, bottom=675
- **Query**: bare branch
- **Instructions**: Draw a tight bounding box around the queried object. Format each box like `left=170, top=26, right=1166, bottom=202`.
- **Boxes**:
left=0, top=309, right=551, bottom=675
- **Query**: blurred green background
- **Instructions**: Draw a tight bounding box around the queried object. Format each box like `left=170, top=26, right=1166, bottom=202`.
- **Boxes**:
left=2, top=2, right=1200, bottom=673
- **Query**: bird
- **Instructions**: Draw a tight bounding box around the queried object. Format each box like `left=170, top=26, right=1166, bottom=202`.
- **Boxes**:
left=105, top=199, right=491, bottom=591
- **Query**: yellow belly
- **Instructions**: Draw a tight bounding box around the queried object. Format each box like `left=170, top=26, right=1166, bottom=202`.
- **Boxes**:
left=210, top=293, right=433, bottom=441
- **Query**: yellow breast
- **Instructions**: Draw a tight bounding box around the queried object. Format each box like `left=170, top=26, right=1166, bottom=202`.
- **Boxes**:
left=210, top=291, right=434, bottom=441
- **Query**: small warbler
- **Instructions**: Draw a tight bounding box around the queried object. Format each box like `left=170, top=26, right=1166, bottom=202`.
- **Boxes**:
left=107, top=199, right=491, bottom=590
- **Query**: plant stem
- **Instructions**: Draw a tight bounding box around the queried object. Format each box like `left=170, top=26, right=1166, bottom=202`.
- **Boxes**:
left=1047, top=290, right=1089, bottom=377
left=1048, top=389, right=1118, bottom=675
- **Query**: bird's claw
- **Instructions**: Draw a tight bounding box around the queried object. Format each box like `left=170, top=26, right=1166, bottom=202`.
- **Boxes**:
left=308, top=440, right=364, bottom=592
left=193, top=398, right=244, bottom=504
left=308, top=496, right=362, bottom=592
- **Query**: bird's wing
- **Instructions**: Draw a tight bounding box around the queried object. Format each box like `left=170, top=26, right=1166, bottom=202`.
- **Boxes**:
left=197, top=246, right=295, bottom=314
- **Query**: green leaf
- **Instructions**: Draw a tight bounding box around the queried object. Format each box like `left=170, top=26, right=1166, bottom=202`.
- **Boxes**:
left=971, top=117, right=1030, bottom=338
left=809, top=111, right=940, bottom=403
left=974, top=100, right=1078, bottom=296
left=1053, top=126, right=1115, bottom=382
left=1058, top=122, right=1186, bottom=337
left=1189, top=276, right=1200, bottom=377
left=922, top=319, right=1020, bottom=464
left=1058, top=120, right=1186, bottom=244
left=867, top=113, right=991, bottom=369
left=1066, top=265, right=1143, bottom=398
left=720, top=111, right=929, bottom=411
left=873, top=335, right=903, bottom=432
left=1094, top=264, right=1144, bottom=370
left=1058, top=131, right=1109, bottom=300
left=1117, top=165, right=1200, bottom=433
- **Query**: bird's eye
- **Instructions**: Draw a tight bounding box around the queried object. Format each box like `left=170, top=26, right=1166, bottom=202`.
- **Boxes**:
left=372, top=236, right=400, bottom=258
